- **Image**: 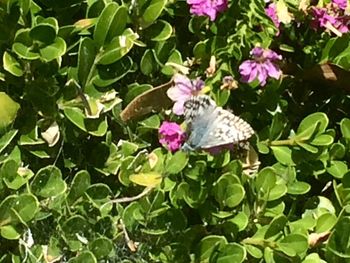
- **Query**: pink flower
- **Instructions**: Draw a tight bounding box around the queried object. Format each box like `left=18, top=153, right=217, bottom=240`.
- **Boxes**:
left=167, top=74, right=204, bottom=115
left=239, top=47, right=282, bottom=86
left=333, top=0, right=347, bottom=10
left=265, top=3, right=280, bottom=29
left=159, top=121, right=186, bottom=152
left=187, top=0, right=228, bottom=21
left=311, top=2, right=350, bottom=34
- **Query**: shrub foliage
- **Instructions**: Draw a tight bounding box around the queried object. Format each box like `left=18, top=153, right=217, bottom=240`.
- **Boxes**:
left=1, top=0, right=350, bottom=262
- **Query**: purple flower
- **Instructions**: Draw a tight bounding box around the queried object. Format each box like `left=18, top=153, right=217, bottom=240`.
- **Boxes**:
left=333, top=0, right=347, bottom=10
left=311, top=3, right=350, bottom=34
left=265, top=3, right=280, bottom=29
left=167, top=74, right=204, bottom=115
left=187, top=0, right=228, bottom=21
left=239, top=47, right=282, bottom=86
left=159, top=121, right=186, bottom=152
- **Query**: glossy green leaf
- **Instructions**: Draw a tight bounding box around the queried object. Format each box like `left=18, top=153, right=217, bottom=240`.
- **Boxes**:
left=297, top=112, right=328, bottom=136
left=93, top=2, right=119, bottom=47
left=341, top=118, right=350, bottom=139
left=89, top=237, right=113, bottom=259
left=144, top=19, right=173, bottom=41
left=30, top=24, right=56, bottom=44
left=271, top=146, right=295, bottom=165
left=327, top=161, right=348, bottom=178
left=2, top=52, right=23, bottom=77
left=316, top=212, right=337, bottom=233
left=12, top=42, right=40, bottom=60
left=140, top=0, right=167, bottom=29
left=165, top=151, right=189, bottom=174
left=310, top=134, right=334, bottom=146
left=39, top=37, right=66, bottom=61
left=68, top=251, right=97, bottom=263
left=225, top=184, right=245, bottom=208
left=287, top=181, right=311, bottom=195
left=0, top=92, right=20, bottom=131
left=196, top=235, right=227, bottom=262
left=327, top=217, right=350, bottom=258
left=67, top=170, right=91, bottom=204
left=30, top=165, right=67, bottom=198
left=0, top=130, right=18, bottom=154
left=78, top=37, right=96, bottom=87
left=278, top=234, right=308, bottom=257
left=217, top=243, right=246, bottom=263
left=140, top=49, right=157, bottom=75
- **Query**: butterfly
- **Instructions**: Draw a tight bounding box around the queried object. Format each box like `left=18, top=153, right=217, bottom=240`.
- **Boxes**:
left=182, top=95, right=254, bottom=152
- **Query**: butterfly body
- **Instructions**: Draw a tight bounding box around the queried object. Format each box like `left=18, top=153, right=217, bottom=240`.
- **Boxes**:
left=182, top=95, right=254, bottom=152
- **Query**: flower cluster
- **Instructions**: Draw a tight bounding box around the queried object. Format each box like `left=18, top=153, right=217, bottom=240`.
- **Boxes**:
left=167, top=74, right=204, bottom=115
left=311, top=0, right=350, bottom=35
left=159, top=121, right=186, bottom=152
left=239, top=47, right=282, bottom=86
left=187, top=0, right=228, bottom=21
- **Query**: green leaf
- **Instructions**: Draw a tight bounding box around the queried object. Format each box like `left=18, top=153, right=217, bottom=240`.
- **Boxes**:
left=271, top=146, right=295, bottom=165
left=2, top=52, right=23, bottom=77
left=229, top=212, right=249, bottom=231
left=0, top=225, right=22, bottom=240
left=165, top=151, right=189, bottom=174
left=107, top=5, right=128, bottom=39
left=297, top=112, right=328, bottom=136
left=67, top=170, right=91, bottom=204
left=97, top=29, right=137, bottom=65
left=78, top=37, right=96, bottom=87
left=327, top=217, right=350, bottom=258
left=140, top=0, right=167, bottom=29
left=310, top=134, right=334, bottom=146
left=217, top=243, right=246, bottom=263
left=225, top=184, right=245, bottom=208
left=278, top=234, right=308, bottom=257
left=140, top=49, right=157, bottom=75
left=196, top=235, right=227, bottom=262
left=93, top=2, right=119, bottom=47
left=144, top=19, right=173, bottom=41
left=62, top=215, right=91, bottom=252
left=316, top=212, right=337, bottom=233
left=0, top=130, right=18, bottom=154
left=30, top=165, right=67, bottom=198
left=0, top=92, right=20, bottom=131
left=1, top=160, right=33, bottom=190
left=256, top=167, right=276, bottom=194
left=265, top=215, right=287, bottom=239
left=13, top=194, right=39, bottom=222
left=63, top=107, right=108, bottom=136
left=327, top=160, right=348, bottom=178
left=89, top=237, right=113, bottom=259
left=68, top=251, right=97, bottom=263
left=30, top=24, right=56, bottom=44
left=39, top=37, right=66, bottom=61
left=287, top=181, right=311, bottom=195
left=329, top=143, right=346, bottom=159
left=341, top=118, right=350, bottom=140
left=12, top=42, right=40, bottom=60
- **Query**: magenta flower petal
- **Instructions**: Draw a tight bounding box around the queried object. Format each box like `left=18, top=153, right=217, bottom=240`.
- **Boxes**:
left=239, top=47, right=282, bottom=86
left=333, top=0, right=347, bottom=10
left=159, top=121, right=186, bottom=152
left=187, top=0, right=228, bottom=21
left=167, top=74, right=204, bottom=115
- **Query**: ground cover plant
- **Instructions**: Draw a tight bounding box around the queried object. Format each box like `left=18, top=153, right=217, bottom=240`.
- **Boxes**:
left=1, top=0, right=350, bottom=262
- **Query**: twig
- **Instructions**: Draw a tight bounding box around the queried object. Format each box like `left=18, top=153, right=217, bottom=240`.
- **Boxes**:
left=111, top=187, right=153, bottom=204
left=120, top=219, right=138, bottom=252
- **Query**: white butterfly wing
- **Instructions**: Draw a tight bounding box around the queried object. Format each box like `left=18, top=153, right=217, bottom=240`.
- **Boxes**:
left=197, top=107, right=254, bottom=149
left=183, top=95, right=254, bottom=150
